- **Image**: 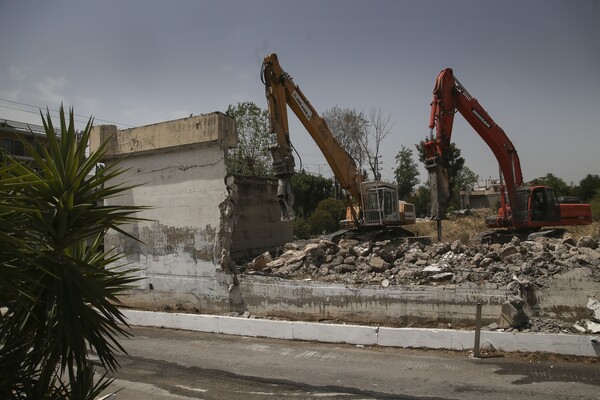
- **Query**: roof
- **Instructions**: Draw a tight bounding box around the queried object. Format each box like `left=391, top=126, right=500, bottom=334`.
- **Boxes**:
left=0, top=118, right=60, bottom=136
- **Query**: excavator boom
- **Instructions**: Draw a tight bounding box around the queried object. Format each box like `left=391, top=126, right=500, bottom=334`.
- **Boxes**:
left=262, top=53, right=415, bottom=228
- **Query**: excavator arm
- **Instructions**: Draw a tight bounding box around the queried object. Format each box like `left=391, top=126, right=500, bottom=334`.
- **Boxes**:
left=425, top=68, right=523, bottom=225
left=262, top=53, right=364, bottom=220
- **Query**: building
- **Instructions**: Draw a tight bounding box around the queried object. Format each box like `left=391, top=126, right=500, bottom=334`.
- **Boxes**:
left=460, top=178, right=502, bottom=210
left=0, top=118, right=54, bottom=160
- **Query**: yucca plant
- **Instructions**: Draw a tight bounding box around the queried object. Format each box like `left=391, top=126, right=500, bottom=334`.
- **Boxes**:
left=0, top=106, right=143, bottom=399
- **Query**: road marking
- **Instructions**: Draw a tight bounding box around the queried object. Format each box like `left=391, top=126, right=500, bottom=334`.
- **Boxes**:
left=175, top=384, right=208, bottom=393
left=109, top=379, right=199, bottom=399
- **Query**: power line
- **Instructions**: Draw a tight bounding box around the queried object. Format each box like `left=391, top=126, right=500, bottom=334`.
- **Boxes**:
left=0, top=104, right=91, bottom=126
left=0, top=97, right=135, bottom=127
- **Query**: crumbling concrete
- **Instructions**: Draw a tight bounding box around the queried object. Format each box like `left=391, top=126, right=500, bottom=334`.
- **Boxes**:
left=228, top=175, right=293, bottom=262
left=242, top=233, right=600, bottom=331
left=90, top=113, right=292, bottom=313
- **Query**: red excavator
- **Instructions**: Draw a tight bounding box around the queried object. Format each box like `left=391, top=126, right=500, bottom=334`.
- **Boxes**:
left=424, top=68, right=591, bottom=234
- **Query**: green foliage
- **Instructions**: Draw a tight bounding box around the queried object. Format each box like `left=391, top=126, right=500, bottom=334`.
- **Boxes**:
left=307, top=198, right=346, bottom=235
left=532, top=173, right=571, bottom=197
left=575, top=174, right=600, bottom=202
left=455, top=165, right=479, bottom=191
left=293, top=217, right=310, bottom=240
left=225, top=102, right=273, bottom=177
left=409, top=185, right=431, bottom=217
left=394, top=145, right=420, bottom=199
left=591, top=192, right=600, bottom=221
left=0, top=107, right=143, bottom=399
left=291, top=171, right=334, bottom=218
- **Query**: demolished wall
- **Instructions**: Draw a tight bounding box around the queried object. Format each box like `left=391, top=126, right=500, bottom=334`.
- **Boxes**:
left=89, top=113, right=292, bottom=313
left=229, top=175, right=293, bottom=262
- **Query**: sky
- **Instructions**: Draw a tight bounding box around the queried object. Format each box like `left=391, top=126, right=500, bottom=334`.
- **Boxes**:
left=1, top=0, right=599, bottom=186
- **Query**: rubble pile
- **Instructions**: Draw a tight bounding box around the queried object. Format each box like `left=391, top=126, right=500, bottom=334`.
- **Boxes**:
left=247, top=234, right=600, bottom=289
left=244, top=233, right=600, bottom=334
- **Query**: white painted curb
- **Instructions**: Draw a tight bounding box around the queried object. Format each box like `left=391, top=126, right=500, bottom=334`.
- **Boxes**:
left=122, top=309, right=600, bottom=357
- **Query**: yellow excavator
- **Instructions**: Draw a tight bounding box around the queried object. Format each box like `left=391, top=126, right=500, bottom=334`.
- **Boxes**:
left=261, top=53, right=415, bottom=230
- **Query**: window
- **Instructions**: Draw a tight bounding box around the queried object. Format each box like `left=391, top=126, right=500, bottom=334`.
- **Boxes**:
left=1, top=138, right=25, bottom=156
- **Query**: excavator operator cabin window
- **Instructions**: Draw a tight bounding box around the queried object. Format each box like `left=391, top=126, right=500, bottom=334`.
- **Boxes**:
left=384, top=190, right=393, bottom=216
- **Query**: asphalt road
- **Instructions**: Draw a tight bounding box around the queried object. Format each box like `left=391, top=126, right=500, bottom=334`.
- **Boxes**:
left=99, top=326, right=599, bottom=400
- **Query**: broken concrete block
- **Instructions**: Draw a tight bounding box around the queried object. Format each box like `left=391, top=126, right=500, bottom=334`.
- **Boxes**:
left=587, top=320, right=600, bottom=333
left=560, top=234, right=577, bottom=247
left=404, top=249, right=420, bottom=263
left=498, top=296, right=529, bottom=329
left=450, top=239, right=463, bottom=254
left=281, top=249, right=307, bottom=265
left=578, top=247, right=600, bottom=263
left=479, top=257, right=494, bottom=268
left=247, top=251, right=272, bottom=270
left=572, top=323, right=587, bottom=334
left=577, top=236, right=598, bottom=249
left=266, top=259, right=285, bottom=269
left=506, top=280, right=520, bottom=295
left=369, top=256, right=391, bottom=272
left=430, top=272, right=454, bottom=281
left=499, top=245, right=519, bottom=260
left=422, top=265, right=442, bottom=273
left=351, top=242, right=372, bottom=257
left=486, top=322, right=499, bottom=331
left=587, top=297, right=600, bottom=321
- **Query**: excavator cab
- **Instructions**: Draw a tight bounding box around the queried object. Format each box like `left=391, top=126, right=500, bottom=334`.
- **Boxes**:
left=360, top=182, right=400, bottom=226
left=512, top=186, right=561, bottom=226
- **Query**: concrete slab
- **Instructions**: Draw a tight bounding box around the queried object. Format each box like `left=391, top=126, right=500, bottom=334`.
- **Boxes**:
left=292, top=321, right=378, bottom=345
left=121, top=309, right=600, bottom=357
left=378, top=327, right=474, bottom=351
left=218, top=316, right=294, bottom=340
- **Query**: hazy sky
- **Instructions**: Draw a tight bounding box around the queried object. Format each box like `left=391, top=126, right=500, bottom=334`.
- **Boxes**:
left=1, top=0, right=599, bottom=185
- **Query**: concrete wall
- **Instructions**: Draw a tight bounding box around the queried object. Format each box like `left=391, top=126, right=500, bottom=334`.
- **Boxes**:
left=120, top=277, right=508, bottom=326
left=229, top=175, right=293, bottom=262
left=89, top=113, right=291, bottom=312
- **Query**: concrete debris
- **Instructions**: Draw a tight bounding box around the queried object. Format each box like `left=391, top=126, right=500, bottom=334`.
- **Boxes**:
left=571, top=297, right=600, bottom=334
left=243, top=233, right=600, bottom=334
left=498, top=296, right=529, bottom=329
left=573, top=320, right=600, bottom=334
left=248, top=234, right=600, bottom=289
left=247, top=251, right=273, bottom=270
left=587, top=297, right=600, bottom=321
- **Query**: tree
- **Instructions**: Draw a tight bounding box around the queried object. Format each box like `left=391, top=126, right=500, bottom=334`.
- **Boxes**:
left=591, top=192, right=600, bottom=221
left=307, top=198, right=346, bottom=235
left=225, top=102, right=273, bottom=177
left=532, top=173, right=570, bottom=197
left=453, top=165, right=479, bottom=209
left=291, top=171, right=335, bottom=218
left=0, top=107, right=143, bottom=399
left=322, top=106, right=369, bottom=173
left=394, top=145, right=420, bottom=199
left=575, top=174, right=600, bottom=202
left=416, top=141, right=466, bottom=210
left=363, top=109, right=393, bottom=180
left=410, top=185, right=431, bottom=217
